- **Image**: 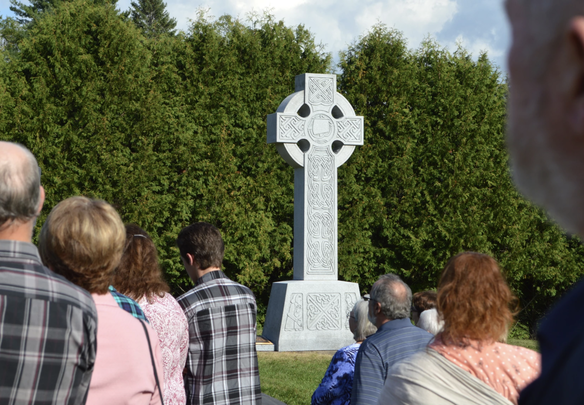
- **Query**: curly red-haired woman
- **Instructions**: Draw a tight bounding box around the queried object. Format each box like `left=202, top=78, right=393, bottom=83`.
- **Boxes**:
left=378, top=252, right=540, bottom=405
left=113, top=224, right=189, bottom=405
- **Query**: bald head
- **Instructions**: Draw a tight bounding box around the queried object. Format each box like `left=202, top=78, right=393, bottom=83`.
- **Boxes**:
left=507, top=0, right=584, bottom=236
left=0, top=142, right=42, bottom=229
left=370, top=274, right=412, bottom=321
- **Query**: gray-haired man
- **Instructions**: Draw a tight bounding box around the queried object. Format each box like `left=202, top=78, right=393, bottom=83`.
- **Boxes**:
left=351, top=274, right=432, bottom=405
left=0, top=141, right=98, bottom=404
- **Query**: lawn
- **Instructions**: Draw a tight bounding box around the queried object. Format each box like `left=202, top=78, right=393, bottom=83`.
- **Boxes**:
left=258, top=340, right=539, bottom=405
left=258, top=351, right=331, bottom=405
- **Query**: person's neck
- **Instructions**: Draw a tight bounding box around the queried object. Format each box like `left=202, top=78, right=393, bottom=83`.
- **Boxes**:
left=376, top=317, right=391, bottom=329
left=0, top=221, right=33, bottom=243
left=194, top=266, right=221, bottom=281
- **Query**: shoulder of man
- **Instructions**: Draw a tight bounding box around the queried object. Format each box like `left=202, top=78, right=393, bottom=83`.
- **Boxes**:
left=3, top=261, right=97, bottom=319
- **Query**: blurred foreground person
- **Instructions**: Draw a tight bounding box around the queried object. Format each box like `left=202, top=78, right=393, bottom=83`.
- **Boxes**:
left=0, top=141, right=98, bottom=404
left=506, top=1, right=584, bottom=404
left=113, top=224, right=189, bottom=405
left=39, top=197, right=164, bottom=405
left=378, top=252, right=539, bottom=405
left=312, top=300, right=377, bottom=405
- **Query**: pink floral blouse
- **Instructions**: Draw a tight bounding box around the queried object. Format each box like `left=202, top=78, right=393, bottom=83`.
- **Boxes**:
left=431, top=335, right=540, bottom=405
left=139, top=293, right=189, bottom=405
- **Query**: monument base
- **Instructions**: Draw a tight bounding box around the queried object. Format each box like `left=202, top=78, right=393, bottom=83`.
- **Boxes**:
left=262, top=280, right=361, bottom=351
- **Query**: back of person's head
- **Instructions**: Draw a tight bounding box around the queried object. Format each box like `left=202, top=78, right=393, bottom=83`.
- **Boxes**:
left=412, top=290, right=437, bottom=312
left=370, top=273, right=412, bottom=320
left=38, top=197, right=125, bottom=294
left=417, top=308, right=443, bottom=335
left=0, top=142, right=41, bottom=228
left=352, top=300, right=378, bottom=341
left=176, top=222, right=224, bottom=270
left=112, top=224, right=169, bottom=301
left=438, top=252, right=515, bottom=345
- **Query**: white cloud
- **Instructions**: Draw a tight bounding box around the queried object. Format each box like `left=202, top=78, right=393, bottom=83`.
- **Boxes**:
left=132, top=0, right=460, bottom=61
left=3, top=0, right=510, bottom=70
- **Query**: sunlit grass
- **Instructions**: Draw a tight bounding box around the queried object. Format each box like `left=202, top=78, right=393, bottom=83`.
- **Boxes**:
left=258, top=339, right=539, bottom=404
left=258, top=351, right=332, bottom=405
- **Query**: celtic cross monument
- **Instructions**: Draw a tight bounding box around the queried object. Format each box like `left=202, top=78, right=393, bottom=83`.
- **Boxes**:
left=262, top=73, right=363, bottom=351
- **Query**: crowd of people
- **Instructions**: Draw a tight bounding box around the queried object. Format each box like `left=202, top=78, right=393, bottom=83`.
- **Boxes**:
left=4, top=0, right=584, bottom=404
left=310, top=252, right=539, bottom=405
left=0, top=141, right=260, bottom=405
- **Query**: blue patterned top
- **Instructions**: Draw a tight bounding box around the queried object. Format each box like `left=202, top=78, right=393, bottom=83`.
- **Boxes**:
left=312, top=343, right=361, bottom=405
left=108, top=285, right=149, bottom=323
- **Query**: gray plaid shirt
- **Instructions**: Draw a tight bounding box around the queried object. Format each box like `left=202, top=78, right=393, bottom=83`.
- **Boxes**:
left=178, top=270, right=261, bottom=405
left=0, top=240, right=98, bottom=404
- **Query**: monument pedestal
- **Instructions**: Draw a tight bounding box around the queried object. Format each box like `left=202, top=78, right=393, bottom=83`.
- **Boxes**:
left=263, top=280, right=360, bottom=351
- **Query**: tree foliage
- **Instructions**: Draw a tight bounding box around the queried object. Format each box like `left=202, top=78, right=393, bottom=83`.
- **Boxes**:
left=337, top=25, right=584, bottom=330
left=0, top=2, right=582, bottom=331
left=0, top=1, right=330, bottom=323
left=130, top=0, right=176, bottom=37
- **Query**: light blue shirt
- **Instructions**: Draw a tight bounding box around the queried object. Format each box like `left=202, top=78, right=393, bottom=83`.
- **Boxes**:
left=351, top=318, right=432, bottom=405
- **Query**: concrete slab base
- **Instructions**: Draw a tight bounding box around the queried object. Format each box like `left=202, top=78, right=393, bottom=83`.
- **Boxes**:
left=256, top=335, right=275, bottom=352
left=262, top=280, right=361, bottom=351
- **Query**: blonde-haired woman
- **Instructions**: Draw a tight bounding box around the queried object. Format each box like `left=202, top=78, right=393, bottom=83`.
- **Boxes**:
left=39, top=197, right=164, bottom=405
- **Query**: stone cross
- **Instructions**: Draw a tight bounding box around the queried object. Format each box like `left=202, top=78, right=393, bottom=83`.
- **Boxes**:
left=267, top=73, right=364, bottom=281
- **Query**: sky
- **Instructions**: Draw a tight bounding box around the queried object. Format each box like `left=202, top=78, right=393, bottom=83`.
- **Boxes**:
left=0, top=0, right=510, bottom=72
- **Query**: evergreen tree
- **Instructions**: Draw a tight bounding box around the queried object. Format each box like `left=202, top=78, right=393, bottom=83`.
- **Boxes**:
left=9, top=0, right=114, bottom=24
left=130, top=0, right=176, bottom=37
left=337, top=24, right=584, bottom=332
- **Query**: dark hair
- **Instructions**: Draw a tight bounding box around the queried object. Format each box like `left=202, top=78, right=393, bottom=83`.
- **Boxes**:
left=438, top=252, right=516, bottom=345
left=370, top=273, right=412, bottom=320
left=112, top=224, right=170, bottom=301
left=176, top=222, right=224, bottom=270
left=413, top=290, right=437, bottom=312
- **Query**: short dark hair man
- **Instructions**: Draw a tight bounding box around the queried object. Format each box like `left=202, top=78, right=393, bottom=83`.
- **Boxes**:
left=351, top=274, right=432, bottom=405
left=0, top=141, right=98, bottom=404
left=176, top=222, right=261, bottom=405
left=506, top=1, right=584, bottom=403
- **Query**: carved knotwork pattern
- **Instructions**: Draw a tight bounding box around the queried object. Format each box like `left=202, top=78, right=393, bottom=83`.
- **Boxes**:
left=337, top=118, right=362, bottom=142
left=308, top=77, right=334, bottom=106
left=278, top=115, right=305, bottom=140
left=306, top=147, right=335, bottom=274
left=307, top=293, right=341, bottom=330
left=284, top=293, right=303, bottom=331
left=344, top=293, right=358, bottom=329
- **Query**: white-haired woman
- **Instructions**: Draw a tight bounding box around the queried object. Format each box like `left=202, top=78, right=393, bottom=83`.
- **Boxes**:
left=312, top=300, right=377, bottom=405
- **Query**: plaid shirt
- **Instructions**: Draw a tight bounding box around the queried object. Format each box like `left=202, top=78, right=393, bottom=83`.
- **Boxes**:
left=108, top=285, right=149, bottom=322
left=0, top=240, right=98, bottom=405
left=177, top=270, right=261, bottom=405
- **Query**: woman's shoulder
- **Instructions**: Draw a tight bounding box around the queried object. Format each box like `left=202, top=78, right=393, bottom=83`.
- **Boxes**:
left=496, top=342, right=540, bottom=362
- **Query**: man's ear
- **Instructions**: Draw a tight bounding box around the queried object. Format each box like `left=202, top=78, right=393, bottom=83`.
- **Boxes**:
left=36, top=186, right=45, bottom=215
left=374, top=301, right=382, bottom=316
left=185, top=253, right=195, bottom=266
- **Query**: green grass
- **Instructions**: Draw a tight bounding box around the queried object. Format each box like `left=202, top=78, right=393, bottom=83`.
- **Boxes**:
left=258, top=351, right=332, bottom=405
left=258, top=340, right=539, bottom=404
left=508, top=339, right=539, bottom=352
